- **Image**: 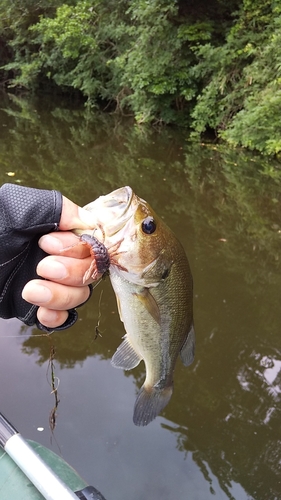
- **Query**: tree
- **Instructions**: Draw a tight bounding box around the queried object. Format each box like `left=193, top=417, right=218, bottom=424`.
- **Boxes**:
left=1, top=0, right=280, bottom=154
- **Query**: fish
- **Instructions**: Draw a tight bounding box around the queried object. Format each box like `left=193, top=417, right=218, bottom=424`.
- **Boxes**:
left=75, top=186, right=195, bottom=426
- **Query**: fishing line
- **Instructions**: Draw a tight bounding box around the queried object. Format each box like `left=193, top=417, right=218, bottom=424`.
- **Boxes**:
left=0, top=333, right=53, bottom=338
left=94, top=289, right=104, bottom=340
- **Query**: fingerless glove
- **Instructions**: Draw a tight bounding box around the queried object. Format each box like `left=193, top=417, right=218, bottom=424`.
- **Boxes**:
left=0, top=183, right=78, bottom=331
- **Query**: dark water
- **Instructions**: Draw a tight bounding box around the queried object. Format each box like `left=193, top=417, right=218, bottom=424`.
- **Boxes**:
left=0, top=93, right=281, bottom=500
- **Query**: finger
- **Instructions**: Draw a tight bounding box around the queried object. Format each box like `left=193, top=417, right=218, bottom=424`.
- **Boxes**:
left=22, top=279, right=91, bottom=310
left=36, top=254, right=99, bottom=286
left=37, top=308, right=69, bottom=329
left=39, top=233, right=91, bottom=259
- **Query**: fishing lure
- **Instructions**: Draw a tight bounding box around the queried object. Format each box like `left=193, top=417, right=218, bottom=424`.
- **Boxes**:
left=79, top=234, right=110, bottom=282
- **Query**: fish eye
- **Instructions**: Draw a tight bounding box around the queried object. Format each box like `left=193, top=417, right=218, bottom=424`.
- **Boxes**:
left=141, top=216, right=156, bottom=235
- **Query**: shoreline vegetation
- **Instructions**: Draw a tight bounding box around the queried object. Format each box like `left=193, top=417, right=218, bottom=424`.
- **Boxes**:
left=0, top=0, right=280, bottom=155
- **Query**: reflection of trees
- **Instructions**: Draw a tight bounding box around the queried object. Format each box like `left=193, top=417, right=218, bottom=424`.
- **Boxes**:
left=176, top=143, right=281, bottom=282
left=2, top=95, right=281, bottom=499
left=159, top=315, right=281, bottom=500
left=160, top=349, right=281, bottom=499
left=1, top=94, right=280, bottom=284
left=21, top=279, right=120, bottom=367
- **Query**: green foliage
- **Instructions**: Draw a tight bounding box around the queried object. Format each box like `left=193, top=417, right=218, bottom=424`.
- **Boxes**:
left=191, top=0, right=281, bottom=154
left=111, top=0, right=211, bottom=124
left=28, top=1, right=101, bottom=96
left=0, top=0, right=229, bottom=120
left=220, top=9, right=281, bottom=154
left=0, top=0, right=281, bottom=154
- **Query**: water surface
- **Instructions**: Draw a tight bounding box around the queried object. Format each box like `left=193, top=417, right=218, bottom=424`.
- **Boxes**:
left=0, top=94, right=281, bottom=500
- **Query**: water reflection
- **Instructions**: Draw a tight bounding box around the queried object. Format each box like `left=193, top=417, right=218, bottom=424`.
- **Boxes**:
left=1, top=94, right=281, bottom=499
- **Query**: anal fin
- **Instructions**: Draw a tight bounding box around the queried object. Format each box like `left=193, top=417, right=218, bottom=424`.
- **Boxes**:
left=111, top=335, right=142, bottom=370
left=180, top=323, right=195, bottom=366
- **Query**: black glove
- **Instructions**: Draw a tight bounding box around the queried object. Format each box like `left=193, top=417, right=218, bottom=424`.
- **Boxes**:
left=0, top=183, right=80, bottom=331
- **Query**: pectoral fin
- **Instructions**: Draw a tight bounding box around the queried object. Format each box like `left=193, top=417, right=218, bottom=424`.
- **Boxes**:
left=115, top=293, right=123, bottom=322
left=111, top=335, right=142, bottom=370
left=180, top=324, right=195, bottom=366
left=134, top=288, right=161, bottom=324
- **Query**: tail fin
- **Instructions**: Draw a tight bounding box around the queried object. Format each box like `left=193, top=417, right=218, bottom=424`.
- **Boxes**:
left=133, top=384, right=173, bottom=426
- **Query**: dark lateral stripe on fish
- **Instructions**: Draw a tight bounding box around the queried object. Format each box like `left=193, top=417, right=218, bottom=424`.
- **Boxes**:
left=133, top=384, right=173, bottom=426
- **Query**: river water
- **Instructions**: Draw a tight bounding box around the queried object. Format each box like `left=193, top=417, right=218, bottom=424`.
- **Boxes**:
left=0, top=94, right=281, bottom=500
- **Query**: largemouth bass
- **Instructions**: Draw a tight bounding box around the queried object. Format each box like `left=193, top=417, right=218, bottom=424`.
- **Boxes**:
left=76, top=186, right=195, bottom=426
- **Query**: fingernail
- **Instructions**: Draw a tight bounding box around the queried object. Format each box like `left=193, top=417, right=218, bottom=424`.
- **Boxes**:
left=39, top=235, right=63, bottom=252
left=22, top=284, right=52, bottom=304
left=40, top=261, right=68, bottom=280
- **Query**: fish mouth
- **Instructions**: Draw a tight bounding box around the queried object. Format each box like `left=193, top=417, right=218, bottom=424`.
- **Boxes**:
left=102, top=186, right=133, bottom=217
left=101, top=186, right=136, bottom=237
left=74, top=187, right=136, bottom=250
left=82, top=186, right=136, bottom=238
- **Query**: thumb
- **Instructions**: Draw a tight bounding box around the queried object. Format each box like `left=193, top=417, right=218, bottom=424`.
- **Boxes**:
left=59, top=196, right=96, bottom=231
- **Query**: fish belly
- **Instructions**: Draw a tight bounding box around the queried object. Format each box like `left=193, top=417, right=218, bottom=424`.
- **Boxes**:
left=110, top=270, right=175, bottom=425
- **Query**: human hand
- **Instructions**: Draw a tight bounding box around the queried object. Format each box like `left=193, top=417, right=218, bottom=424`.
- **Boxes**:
left=22, top=196, right=98, bottom=329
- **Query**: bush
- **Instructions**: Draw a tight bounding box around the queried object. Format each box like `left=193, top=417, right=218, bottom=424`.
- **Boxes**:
left=1, top=0, right=281, bottom=154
